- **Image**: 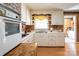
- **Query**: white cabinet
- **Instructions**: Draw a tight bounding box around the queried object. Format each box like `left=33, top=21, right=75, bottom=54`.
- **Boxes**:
left=22, top=31, right=64, bottom=47
left=33, top=33, right=48, bottom=46
left=22, top=35, right=33, bottom=43
left=21, top=4, right=31, bottom=25
left=48, top=33, right=56, bottom=46
left=55, top=33, right=65, bottom=46
left=22, top=32, right=34, bottom=43
left=27, top=34, right=33, bottom=43
left=33, top=32, right=65, bottom=47
left=48, top=32, right=64, bottom=46
left=51, top=11, right=64, bottom=25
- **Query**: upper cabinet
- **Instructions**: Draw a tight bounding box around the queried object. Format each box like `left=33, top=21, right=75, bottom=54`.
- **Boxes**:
left=21, top=4, right=31, bottom=25
left=2, top=3, right=21, bottom=15
left=51, top=11, right=64, bottom=25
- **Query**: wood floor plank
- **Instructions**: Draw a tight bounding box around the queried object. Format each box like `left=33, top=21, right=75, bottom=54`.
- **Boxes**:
left=37, top=43, right=79, bottom=56
left=5, top=43, right=79, bottom=56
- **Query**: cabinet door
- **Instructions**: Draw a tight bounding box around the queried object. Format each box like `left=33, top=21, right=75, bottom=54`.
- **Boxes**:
left=39, top=33, right=48, bottom=46
left=27, top=35, right=33, bottom=43
left=27, top=37, right=31, bottom=43
left=55, top=33, right=65, bottom=46
left=33, top=33, right=42, bottom=46
left=22, top=33, right=34, bottom=43
left=51, top=12, right=64, bottom=25
left=48, top=34, right=56, bottom=46
left=33, top=33, right=42, bottom=42
left=33, top=33, right=48, bottom=46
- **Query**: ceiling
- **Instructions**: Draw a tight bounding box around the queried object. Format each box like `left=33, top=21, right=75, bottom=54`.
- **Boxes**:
left=25, top=3, right=79, bottom=12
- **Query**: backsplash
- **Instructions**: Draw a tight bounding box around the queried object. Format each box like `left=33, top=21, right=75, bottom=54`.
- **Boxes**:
left=49, top=25, right=63, bottom=32
left=22, top=24, right=34, bottom=33
left=25, top=25, right=34, bottom=32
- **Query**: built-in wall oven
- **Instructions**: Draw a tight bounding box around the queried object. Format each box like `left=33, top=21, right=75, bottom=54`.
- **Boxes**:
left=4, top=19, right=20, bottom=36
left=0, top=5, right=21, bottom=36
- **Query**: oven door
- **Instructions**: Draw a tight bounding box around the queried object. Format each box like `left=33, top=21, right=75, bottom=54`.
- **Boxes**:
left=4, top=19, right=20, bottom=36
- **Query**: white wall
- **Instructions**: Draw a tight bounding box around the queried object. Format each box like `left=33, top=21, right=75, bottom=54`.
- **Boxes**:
left=21, top=4, right=31, bottom=25
left=31, top=9, right=64, bottom=25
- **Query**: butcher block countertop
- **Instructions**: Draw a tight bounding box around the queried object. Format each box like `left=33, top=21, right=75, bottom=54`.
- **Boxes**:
left=5, top=43, right=37, bottom=56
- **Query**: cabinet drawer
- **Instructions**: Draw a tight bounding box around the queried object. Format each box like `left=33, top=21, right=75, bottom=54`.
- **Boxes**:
left=55, top=42, right=64, bottom=46
left=37, top=41, right=48, bottom=46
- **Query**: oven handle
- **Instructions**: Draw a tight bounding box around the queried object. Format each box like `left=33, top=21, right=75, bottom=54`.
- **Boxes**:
left=3, top=19, right=21, bottom=24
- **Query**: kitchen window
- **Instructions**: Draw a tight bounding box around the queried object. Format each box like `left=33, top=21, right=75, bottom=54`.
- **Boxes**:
left=32, top=14, right=51, bottom=30
left=35, top=18, right=48, bottom=29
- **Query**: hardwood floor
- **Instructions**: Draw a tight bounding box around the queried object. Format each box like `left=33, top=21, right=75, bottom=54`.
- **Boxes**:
left=37, top=43, right=79, bottom=56
left=5, top=42, right=79, bottom=56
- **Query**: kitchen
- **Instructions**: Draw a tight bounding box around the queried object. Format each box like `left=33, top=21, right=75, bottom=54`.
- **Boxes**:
left=0, top=3, right=79, bottom=56
left=21, top=3, right=64, bottom=47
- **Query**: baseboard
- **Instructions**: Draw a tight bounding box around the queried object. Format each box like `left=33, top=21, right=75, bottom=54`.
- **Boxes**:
left=38, top=46, right=65, bottom=48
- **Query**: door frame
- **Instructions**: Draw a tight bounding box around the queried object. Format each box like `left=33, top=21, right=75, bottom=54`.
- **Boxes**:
left=64, top=15, right=77, bottom=43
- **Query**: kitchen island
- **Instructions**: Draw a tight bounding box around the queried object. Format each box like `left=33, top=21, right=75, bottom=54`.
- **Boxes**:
left=22, top=31, right=65, bottom=47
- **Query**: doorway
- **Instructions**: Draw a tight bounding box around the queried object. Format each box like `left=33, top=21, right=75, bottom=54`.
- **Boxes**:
left=64, top=15, right=76, bottom=43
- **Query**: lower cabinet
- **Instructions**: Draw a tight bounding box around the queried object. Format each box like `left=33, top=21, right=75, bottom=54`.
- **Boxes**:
left=55, top=33, right=65, bottom=46
left=33, top=32, right=65, bottom=47
left=22, top=32, right=34, bottom=43
left=48, top=34, right=56, bottom=46
left=22, top=32, right=65, bottom=47
left=27, top=35, right=33, bottom=43
left=33, top=33, right=48, bottom=46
